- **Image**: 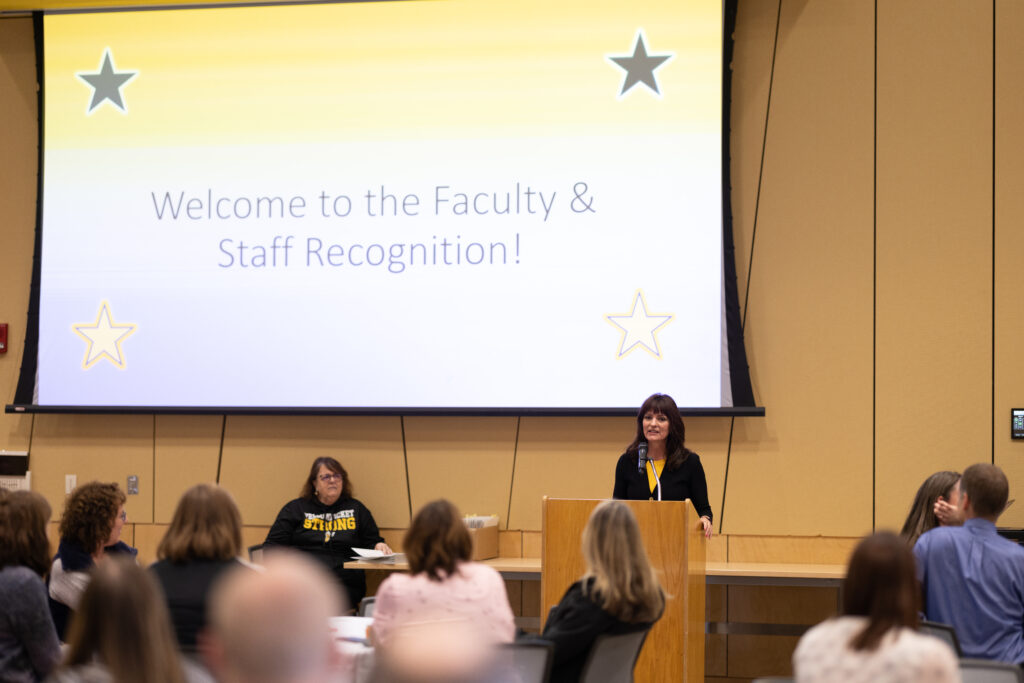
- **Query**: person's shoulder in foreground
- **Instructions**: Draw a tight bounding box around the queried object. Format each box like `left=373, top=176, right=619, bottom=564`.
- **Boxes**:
left=794, top=616, right=959, bottom=683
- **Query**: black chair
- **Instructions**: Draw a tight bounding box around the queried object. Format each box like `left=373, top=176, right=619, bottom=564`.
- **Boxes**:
left=358, top=596, right=376, bottom=617
left=247, top=543, right=264, bottom=563
left=496, top=641, right=554, bottom=683
left=919, top=619, right=963, bottom=656
left=579, top=629, right=650, bottom=683
left=959, top=658, right=1024, bottom=683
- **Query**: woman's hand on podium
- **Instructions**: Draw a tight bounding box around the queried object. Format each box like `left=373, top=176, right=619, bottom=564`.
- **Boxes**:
left=699, top=516, right=712, bottom=539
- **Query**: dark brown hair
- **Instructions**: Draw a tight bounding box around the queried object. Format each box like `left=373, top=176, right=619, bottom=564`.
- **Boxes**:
left=842, top=532, right=919, bottom=651
left=299, top=456, right=353, bottom=500
left=899, top=471, right=960, bottom=546
left=59, top=482, right=126, bottom=554
left=625, top=393, right=689, bottom=470
left=0, top=489, right=53, bottom=577
left=62, top=556, right=186, bottom=683
left=157, top=483, right=243, bottom=563
left=404, top=499, right=472, bottom=581
left=961, top=463, right=1009, bottom=518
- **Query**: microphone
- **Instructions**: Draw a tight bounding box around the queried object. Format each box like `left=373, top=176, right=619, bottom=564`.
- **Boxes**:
left=637, top=441, right=648, bottom=474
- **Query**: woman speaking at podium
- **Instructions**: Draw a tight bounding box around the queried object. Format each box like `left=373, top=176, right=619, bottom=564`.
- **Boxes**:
left=613, top=393, right=714, bottom=538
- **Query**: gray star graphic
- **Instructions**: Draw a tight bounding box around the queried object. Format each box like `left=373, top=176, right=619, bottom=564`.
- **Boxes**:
left=78, top=50, right=137, bottom=113
left=609, top=33, right=672, bottom=96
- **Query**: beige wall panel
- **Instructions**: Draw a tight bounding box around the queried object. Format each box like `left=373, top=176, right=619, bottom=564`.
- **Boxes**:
left=724, top=0, right=875, bottom=536
left=523, top=531, right=541, bottom=558
left=875, top=1, right=993, bottom=530
left=30, top=414, right=155, bottom=522
left=686, top=417, right=732, bottom=531
left=727, top=635, right=799, bottom=678
left=507, top=417, right=633, bottom=530
left=727, top=585, right=837, bottom=624
left=728, top=535, right=858, bottom=564
left=218, top=415, right=408, bottom=528
left=994, top=0, right=1024, bottom=527
left=242, top=525, right=270, bottom=555
left=134, top=523, right=168, bottom=567
left=707, top=534, right=728, bottom=562
left=730, top=0, right=781, bottom=302
left=499, top=530, right=522, bottom=558
left=0, top=18, right=36, bottom=451
left=153, top=415, right=223, bottom=523
left=379, top=528, right=404, bottom=551
left=403, top=417, right=516, bottom=526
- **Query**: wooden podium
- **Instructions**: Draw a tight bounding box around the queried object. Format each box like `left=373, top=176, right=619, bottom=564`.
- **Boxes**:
left=540, top=498, right=706, bottom=683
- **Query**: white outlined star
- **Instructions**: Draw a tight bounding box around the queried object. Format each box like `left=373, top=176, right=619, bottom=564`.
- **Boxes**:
left=605, top=290, right=673, bottom=358
left=77, top=49, right=137, bottom=114
left=72, top=302, right=137, bottom=370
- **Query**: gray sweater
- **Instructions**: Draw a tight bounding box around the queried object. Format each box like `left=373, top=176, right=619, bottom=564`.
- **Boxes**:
left=0, top=565, right=61, bottom=682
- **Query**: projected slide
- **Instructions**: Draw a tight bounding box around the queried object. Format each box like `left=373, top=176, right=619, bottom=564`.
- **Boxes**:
left=39, top=0, right=724, bottom=410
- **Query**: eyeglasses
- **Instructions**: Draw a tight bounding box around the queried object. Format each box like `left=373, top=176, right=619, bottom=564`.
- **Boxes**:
left=319, top=473, right=343, bottom=483
left=118, top=510, right=127, bottom=522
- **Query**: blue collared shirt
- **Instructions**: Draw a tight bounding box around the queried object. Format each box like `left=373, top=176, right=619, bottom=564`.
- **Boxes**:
left=915, top=518, right=1024, bottom=663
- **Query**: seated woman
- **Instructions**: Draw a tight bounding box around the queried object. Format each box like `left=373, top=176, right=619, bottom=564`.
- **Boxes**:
left=264, top=456, right=391, bottom=610
left=371, top=499, right=515, bottom=649
left=538, top=500, right=665, bottom=683
left=792, top=532, right=958, bottom=683
left=899, top=471, right=962, bottom=546
left=47, top=556, right=212, bottom=683
left=0, top=489, right=61, bottom=682
left=48, top=481, right=135, bottom=640
left=150, top=483, right=251, bottom=653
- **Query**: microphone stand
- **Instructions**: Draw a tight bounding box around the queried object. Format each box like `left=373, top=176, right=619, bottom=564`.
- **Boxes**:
left=650, top=460, right=663, bottom=501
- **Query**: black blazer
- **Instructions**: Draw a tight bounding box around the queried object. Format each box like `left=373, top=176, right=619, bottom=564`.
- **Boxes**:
left=612, top=449, right=713, bottom=520
left=539, top=580, right=656, bottom=683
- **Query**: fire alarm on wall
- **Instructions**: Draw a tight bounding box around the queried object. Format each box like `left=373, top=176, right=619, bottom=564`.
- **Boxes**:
left=0, top=323, right=7, bottom=354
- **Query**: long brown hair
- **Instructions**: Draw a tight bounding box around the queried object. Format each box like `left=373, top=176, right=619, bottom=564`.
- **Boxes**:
left=157, top=483, right=243, bottom=563
left=0, top=489, right=52, bottom=577
left=899, top=471, right=959, bottom=546
left=59, top=482, right=125, bottom=553
left=299, top=456, right=353, bottom=500
left=581, top=500, right=664, bottom=623
left=624, top=393, right=689, bottom=470
left=61, top=556, right=187, bottom=683
left=404, top=499, right=472, bottom=582
left=842, top=532, right=919, bottom=651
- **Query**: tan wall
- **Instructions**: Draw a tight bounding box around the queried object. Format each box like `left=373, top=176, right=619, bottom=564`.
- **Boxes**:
left=5, top=0, right=1024, bottom=541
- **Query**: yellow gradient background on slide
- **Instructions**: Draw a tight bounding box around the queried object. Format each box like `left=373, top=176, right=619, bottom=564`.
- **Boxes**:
left=44, top=0, right=722, bottom=148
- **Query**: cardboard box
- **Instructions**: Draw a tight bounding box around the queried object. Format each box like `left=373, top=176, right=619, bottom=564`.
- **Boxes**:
left=468, top=524, right=498, bottom=560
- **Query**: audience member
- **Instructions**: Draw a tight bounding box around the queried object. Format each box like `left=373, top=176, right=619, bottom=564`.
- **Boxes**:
left=0, top=489, right=61, bottom=682
left=47, top=482, right=135, bottom=640
left=46, top=555, right=212, bottom=683
left=150, top=483, right=251, bottom=653
left=203, top=551, right=345, bottom=683
left=900, top=470, right=962, bottom=546
left=264, top=456, right=391, bottom=610
left=793, top=532, right=958, bottom=683
left=537, top=500, right=664, bottom=683
left=371, top=499, right=514, bottom=649
left=368, top=620, right=493, bottom=683
left=915, top=462, right=1024, bottom=664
